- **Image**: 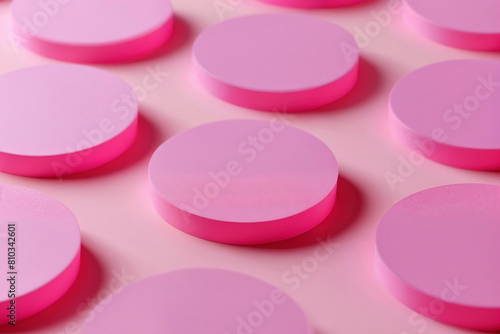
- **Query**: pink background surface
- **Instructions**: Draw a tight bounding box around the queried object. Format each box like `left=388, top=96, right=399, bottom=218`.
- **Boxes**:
left=0, top=0, right=499, bottom=333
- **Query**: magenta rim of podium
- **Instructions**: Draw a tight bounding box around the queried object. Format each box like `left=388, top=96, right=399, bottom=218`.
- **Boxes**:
left=403, top=0, right=500, bottom=50
left=10, top=0, right=174, bottom=63
left=256, top=0, right=364, bottom=8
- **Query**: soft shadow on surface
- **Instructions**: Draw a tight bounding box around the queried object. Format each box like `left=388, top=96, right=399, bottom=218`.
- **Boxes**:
left=254, top=174, right=364, bottom=250
left=61, top=112, right=161, bottom=180
left=1, top=246, right=104, bottom=332
left=313, top=57, right=381, bottom=113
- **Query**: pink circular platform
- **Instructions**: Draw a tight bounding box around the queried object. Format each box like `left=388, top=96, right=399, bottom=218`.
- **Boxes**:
left=256, top=0, right=363, bottom=8
left=192, top=14, right=358, bottom=112
left=0, top=65, right=138, bottom=178
left=81, top=268, right=312, bottom=334
left=389, top=59, right=500, bottom=170
left=149, top=120, right=339, bottom=245
left=11, top=0, right=174, bottom=63
left=376, top=183, right=500, bottom=331
left=0, top=185, right=81, bottom=325
left=404, top=0, right=500, bottom=50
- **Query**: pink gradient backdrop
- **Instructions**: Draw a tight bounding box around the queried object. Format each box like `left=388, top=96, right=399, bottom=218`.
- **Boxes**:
left=0, top=0, right=498, bottom=333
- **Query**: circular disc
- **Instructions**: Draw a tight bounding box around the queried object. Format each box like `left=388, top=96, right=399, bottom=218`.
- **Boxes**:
left=0, top=185, right=81, bottom=325
left=149, top=120, right=339, bottom=245
left=376, top=183, right=500, bottom=330
left=192, top=14, right=358, bottom=112
left=0, top=65, right=138, bottom=178
left=389, top=59, right=500, bottom=170
left=256, top=0, right=363, bottom=8
left=81, top=268, right=312, bottom=334
left=11, top=0, right=174, bottom=63
left=404, top=0, right=500, bottom=50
